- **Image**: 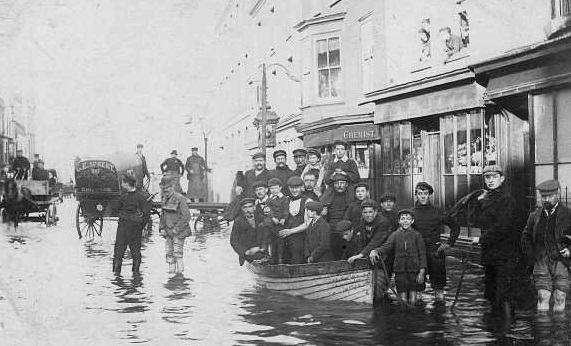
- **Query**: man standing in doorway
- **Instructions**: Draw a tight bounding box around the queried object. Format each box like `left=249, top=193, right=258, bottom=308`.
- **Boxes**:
left=521, top=179, right=571, bottom=313
left=475, top=165, right=519, bottom=316
left=269, top=150, right=296, bottom=196
left=412, top=181, right=460, bottom=304
left=185, top=147, right=208, bottom=202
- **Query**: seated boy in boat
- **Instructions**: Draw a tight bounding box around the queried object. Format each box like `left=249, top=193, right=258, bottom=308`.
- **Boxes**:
left=304, top=201, right=334, bottom=263
left=369, top=209, right=427, bottom=305
left=266, top=178, right=289, bottom=264
left=334, top=220, right=364, bottom=260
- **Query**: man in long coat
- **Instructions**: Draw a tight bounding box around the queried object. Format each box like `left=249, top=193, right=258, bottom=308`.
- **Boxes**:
left=185, top=147, right=208, bottom=202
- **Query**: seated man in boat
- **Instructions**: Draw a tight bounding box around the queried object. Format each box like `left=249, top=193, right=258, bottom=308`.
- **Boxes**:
left=278, top=176, right=313, bottom=264
left=347, top=200, right=392, bottom=264
left=344, top=182, right=371, bottom=226
left=335, top=220, right=364, bottom=260
left=370, top=209, right=427, bottom=306
left=230, top=198, right=266, bottom=266
left=304, top=201, right=333, bottom=263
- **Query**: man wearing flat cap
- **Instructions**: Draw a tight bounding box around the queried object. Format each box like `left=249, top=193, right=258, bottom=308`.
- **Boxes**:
left=185, top=146, right=208, bottom=202
left=292, top=148, right=307, bottom=177
left=230, top=198, right=266, bottom=266
left=474, top=164, right=519, bottom=316
left=113, top=173, right=152, bottom=275
left=160, top=150, right=185, bottom=194
left=522, top=179, right=571, bottom=312
left=268, top=149, right=296, bottom=197
left=412, top=181, right=460, bottom=304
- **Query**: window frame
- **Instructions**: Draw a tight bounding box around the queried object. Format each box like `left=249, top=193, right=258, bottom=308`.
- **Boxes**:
left=313, top=32, right=343, bottom=103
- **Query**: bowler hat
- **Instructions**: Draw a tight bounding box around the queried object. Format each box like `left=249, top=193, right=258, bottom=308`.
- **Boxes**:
left=354, top=181, right=370, bottom=191
left=272, top=150, right=287, bottom=159
left=415, top=181, right=434, bottom=194
left=307, top=148, right=321, bottom=159
left=333, top=220, right=353, bottom=233
left=397, top=209, right=414, bottom=218
left=287, top=176, right=304, bottom=187
left=306, top=201, right=324, bottom=214
left=252, top=180, right=267, bottom=190
left=379, top=192, right=396, bottom=203
left=171, top=150, right=178, bottom=155
left=267, top=177, right=282, bottom=187
left=331, top=172, right=348, bottom=182
left=333, top=140, right=348, bottom=149
left=252, top=152, right=266, bottom=160
left=482, top=165, right=504, bottom=176
left=536, top=179, right=560, bottom=195
left=293, top=148, right=307, bottom=157
left=239, top=197, right=256, bottom=207
left=360, top=199, right=379, bottom=210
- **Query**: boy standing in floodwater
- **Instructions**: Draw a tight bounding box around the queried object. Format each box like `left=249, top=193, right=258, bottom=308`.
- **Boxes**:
left=370, top=209, right=427, bottom=305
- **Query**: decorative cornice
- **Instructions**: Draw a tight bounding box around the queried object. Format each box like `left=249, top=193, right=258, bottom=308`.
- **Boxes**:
left=294, top=12, right=346, bottom=32
left=296, top=112, right=373, bottom=134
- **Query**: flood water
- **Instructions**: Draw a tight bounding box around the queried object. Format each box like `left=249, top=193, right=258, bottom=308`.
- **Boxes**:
left=0, top=200, right=570, bottom=345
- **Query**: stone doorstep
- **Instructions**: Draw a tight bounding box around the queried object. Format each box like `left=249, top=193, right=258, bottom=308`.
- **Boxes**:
left=0, top=289, right=34, bottom=345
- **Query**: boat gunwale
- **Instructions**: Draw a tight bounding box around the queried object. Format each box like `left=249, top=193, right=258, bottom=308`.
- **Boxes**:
left=246, top=259, right=372, bottom=278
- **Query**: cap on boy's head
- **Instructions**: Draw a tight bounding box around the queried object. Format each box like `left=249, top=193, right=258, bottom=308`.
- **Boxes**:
left=267, top=177, right=282, bottom=187
left=333, top=220, right=353, bottom=233
left=379, top=192, right=396, bottom=203
left=306, top=201, right=324, bottom=214
left=482, top=165, right=504, bottom=176
left=415, top=181, right=434, bottom=194
left=252, top=152, right=266, bottom=160
left=159, top=175, right=175, bottom=188
left=239, top=197, right=256, bottom=208
left=252, top=180, right=267, bottom=190
left=287, top=176, right=304, bottom=187
left=272, top=149, right=287, bottom=159
left=398, top=209, right=414, bottom=218
left=331, top=172, right=348, bottom=182
left=191, top=147, right=198, bottom=151
left=292, top=148, right=307, bottom=157
left=171, top=150, right=178, bottom=155
left=354, top=181, right=370, bottom=191
left=333, top=140, right=348, bottom=149
left=307, top=148, right=321, bottom=159
left=536, top=179, right=560, bottom=196
left=360, top=199, right=379, bottom=210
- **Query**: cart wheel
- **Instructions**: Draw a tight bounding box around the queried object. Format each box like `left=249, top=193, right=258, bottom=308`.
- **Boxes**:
left=193, top=212, right=220, bottom=232
left=76, top=204, right=103, bottom=239
left=45, top=204, right=58, bottom=227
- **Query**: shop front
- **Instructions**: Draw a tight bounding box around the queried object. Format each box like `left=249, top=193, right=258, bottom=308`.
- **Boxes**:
left=303, top=122, right=382, bottom=198
left=368, top=71, right=529, bottom=210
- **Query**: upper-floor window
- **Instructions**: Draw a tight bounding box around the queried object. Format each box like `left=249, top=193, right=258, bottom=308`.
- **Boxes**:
left=316, top=36, right=341, bottom=98
left=553, top=0, right=571, bottom=18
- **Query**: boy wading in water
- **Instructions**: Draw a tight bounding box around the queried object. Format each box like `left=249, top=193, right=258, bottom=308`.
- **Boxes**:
left=370, top=209, right=427, bottom=305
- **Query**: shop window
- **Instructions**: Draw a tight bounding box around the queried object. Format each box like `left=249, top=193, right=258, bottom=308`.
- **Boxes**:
left=316, top=36, right=341, bottom=98
left=380, top=122, right=414, bottom=207
left=353, top=143, right=370, bottom=179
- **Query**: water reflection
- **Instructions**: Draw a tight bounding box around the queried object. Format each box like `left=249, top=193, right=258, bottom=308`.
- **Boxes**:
left=112, top=274, right=149, bottom=314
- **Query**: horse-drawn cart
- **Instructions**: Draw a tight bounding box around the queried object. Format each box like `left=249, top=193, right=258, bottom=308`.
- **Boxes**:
left=0, top=179, right=59, bottom=227
left=189, top=202, right=229, bottom=232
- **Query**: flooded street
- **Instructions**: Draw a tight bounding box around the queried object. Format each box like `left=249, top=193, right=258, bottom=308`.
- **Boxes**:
left=0, top=200, right=569, bottom=345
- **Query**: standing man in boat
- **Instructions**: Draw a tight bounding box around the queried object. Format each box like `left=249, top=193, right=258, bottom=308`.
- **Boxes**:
left=304, top=201, right=333, bottom=263
left=292, top=148, right=307, bottom=177
left=320, top=172, right=353, bottom=260
left=278, top=176, right=313, bottom=264
left=521, top=179, right=571, bottom=313
left=412, top=181, right=460, bottom=305
left=230, top=198, right=266, bottom=266
left=380, top=192, right=399, bottom=232
left=302, top=169, right=320, bottom=201
left=269, top=150, right=296, bottom=197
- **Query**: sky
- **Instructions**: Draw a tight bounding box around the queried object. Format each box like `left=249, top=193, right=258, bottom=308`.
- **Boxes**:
left=4, top=0, right=228, bottom=180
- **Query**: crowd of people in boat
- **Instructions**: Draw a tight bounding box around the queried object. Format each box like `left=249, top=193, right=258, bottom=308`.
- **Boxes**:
left=229, top=140, right=571, bottom=315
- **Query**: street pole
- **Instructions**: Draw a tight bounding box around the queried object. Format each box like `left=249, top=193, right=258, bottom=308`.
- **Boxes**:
left=261, top=63, right=268, bottom=156
left=204, top=133, right=208, bottom=202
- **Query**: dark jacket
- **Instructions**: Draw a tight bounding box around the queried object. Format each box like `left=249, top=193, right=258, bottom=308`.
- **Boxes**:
left=118, top=190, right=151, bottom=225
left=269, top=167, right=296, bottom=196
left=322, top=191, right=352, bottom=226
left=521, top=204, right=571, bottom=266
left=412, top=202, right=459, bottom=250
left=476, top=185, right=519, bottom=265
left=304, top=217, right=333, bottom=262
left=230, top=215, right=263, bottom=265
left=340, top=232, right=365, bottom=260
left=377, top=226, right=427, bottom=273
left=344, top=199, right=365, bottom=226
left=381, top=209, right=399, bottom=232
left=160, top=157, right=184, bottom=174
left=32, top=168, right=49, bottom=181
left=267, top=193, right=289, bottom=222
left=323, top=158, right=360, bottom=185
left=240, top=169, right=270, bottom=198
left=356, top=214, right=392, bottom=257
left=303, top=190, right=319, bottom=201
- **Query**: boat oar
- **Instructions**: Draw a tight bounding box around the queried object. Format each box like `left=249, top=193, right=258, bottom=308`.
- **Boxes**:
left=378, top=255, right=410, bottom=307
left=451, top=242, right=474, bottom=310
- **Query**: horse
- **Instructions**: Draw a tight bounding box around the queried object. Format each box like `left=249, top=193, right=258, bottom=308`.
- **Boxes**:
left=0, top=178, right=33, bottom=230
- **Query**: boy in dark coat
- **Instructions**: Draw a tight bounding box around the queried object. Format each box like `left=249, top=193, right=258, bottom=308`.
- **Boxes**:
left=267, top=178, right=289, bottom=264
left=304, top=201, right=333, bottom=263
left=371, top=209, right=427, bottom=305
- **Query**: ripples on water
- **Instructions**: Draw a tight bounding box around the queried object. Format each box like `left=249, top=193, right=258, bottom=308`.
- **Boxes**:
left=1, top=203, right=571, bottom=345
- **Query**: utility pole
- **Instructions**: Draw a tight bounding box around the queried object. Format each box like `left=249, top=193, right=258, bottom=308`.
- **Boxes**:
left=260, top=63, right=268, bottom=156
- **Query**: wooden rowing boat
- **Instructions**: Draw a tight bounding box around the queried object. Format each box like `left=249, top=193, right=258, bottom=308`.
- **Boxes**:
left=246, top=259, right=383, bottom=304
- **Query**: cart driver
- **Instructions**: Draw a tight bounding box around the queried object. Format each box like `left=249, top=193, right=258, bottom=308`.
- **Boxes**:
left=32, top=160, right=49, bottom=181
left=12, top=149, right=30, bottom=180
